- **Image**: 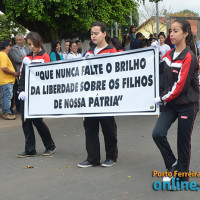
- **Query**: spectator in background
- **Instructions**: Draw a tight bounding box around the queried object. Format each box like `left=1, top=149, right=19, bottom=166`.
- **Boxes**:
left=122, top=34, right=131, bottom=51
left=111, top=37, right=123, bottom=52
left=130, top=32, right=143, bottom=49
left=149, top=33, right=153, bottom=39
left=83, top=40, right=96, bottom=57
left=194, top=35, right=200, bottom=57
left=129, top=25, right=136, bottom=43
left=0, top=40, right=18, bottom=120
left=11, top=37, right=16, bottom=47
left=67, top=41, right=82, bottom=59
left=9, top=33, right=31, bottom=113
left=139, top=39, right=148, bottom=48
left=50, top=40, right=64, bottom=61
left=158, top=32, right=171, bottom=62
left=75, top=40, right=82, bottom=55
left=165, top=28, right=174, bottom=49
left=149, top=37, right=159, bottom=49
left=153, top=33, right=158, bottom=39
left=63, top=40, right=70, bottom=60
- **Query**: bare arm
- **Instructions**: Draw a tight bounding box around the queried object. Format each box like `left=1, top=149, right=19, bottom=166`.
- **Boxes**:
left=1, top=67, right=18, bottom=77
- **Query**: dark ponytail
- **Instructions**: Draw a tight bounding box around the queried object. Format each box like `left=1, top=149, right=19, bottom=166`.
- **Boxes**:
left=173, top=19, right=196, bottom=55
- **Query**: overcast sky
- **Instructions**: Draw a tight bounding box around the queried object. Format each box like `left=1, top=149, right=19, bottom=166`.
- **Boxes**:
left=140, top=0, right=200, bottom=16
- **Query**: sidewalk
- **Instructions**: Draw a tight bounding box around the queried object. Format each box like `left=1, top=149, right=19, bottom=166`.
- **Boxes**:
left=0, top=112, right=21, bottom=128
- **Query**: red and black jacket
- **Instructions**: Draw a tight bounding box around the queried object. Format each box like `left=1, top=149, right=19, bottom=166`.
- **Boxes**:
left=18, top=49, right=50, bottom=92
left=86, top=44, right=117, bottom=55
left=161, top=46, right=199, bottom=105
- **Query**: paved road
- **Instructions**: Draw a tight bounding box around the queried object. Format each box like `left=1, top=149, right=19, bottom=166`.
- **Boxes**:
left=0, top=113, right=200, bottom=200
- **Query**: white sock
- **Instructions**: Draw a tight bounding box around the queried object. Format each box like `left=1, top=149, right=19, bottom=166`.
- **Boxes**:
left=172, top=160, right=177, bottom=167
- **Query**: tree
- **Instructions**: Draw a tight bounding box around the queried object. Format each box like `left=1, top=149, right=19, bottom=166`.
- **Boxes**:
left=136, top=0, right=163, bottom=3
left=148, top=0, right=163, bottom=3
left=0, top=13, right=26, bottom=42
left=120, top=9, right=139, bottom=36
left=169, top=9, right=199, bottom=17
left=0, top=0, right=138, bottom=42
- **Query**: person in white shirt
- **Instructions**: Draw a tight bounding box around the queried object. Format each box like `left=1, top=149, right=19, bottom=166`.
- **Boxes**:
left=62, top=40, right=70, bottom=60
left=67, top=41, right=82, bottom=60
left=158, top=32, right=171, bottom=62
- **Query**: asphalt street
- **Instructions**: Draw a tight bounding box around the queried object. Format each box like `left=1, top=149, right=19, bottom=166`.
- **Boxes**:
left=0, top=112, right=200, bottom=200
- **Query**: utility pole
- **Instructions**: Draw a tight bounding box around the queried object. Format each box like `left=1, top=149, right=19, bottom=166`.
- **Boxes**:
left=115, top=22, right=118, bottom=37
left=130, top=10, right=133, bottom=25
left=111, top=22, right=113, bottom=37
left=156, top=2, right=159, bottom=36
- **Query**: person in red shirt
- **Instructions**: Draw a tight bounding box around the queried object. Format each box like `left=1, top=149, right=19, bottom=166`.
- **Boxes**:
left=78, top=21, right=118, bottom=168
left=17, top=32, right=56, bottom=158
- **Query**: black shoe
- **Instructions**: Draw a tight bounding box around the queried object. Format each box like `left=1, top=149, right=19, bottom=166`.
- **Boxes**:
left=168, top=164, right=178, bottom=173
left=42, top=147, right=56, bottom=156
left=102, top=159, right=116, bottom=167
left=16, top=151, right=37, bottom=158
left=78, top=160, right=100, bottom=168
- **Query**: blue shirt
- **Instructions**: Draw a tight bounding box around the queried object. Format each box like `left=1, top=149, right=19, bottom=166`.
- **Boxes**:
left=130, top=39, right=140, bottom=50
left=50, top=52, right=64, bottom=61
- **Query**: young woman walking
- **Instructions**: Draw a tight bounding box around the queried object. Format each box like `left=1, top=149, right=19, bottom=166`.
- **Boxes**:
left=78, top=21, right=118, bottom=168
left=152, top=19, right=199, bottom=183
left=17, top=32, right=56, bottom=157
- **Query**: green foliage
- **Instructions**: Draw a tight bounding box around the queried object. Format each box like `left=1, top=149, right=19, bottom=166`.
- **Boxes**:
left=1, top=0, right=139, bottom=42
left=170, top=9, right=199, bottom=17
left=149, top=0, right=163, bottom=3
left=120, top=9, right=139, bottom=36
left=0, top=13, right=26, bottom=43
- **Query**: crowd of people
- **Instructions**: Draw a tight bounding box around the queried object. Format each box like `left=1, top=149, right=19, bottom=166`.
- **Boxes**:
left=0, top=19, right=200, bottom=186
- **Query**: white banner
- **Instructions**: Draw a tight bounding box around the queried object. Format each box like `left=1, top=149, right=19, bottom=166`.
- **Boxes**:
left=24, top=47, right=160, bottom=118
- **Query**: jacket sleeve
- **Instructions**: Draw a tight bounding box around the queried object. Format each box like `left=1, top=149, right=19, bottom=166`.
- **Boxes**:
left=110, top=48, right=117, bottom=53
left=161, top=52, right=196, bottom=102
left=9, top=48, right=23, bottom=65
left=18, top=56, right=32, bottom=92
left=43, top=53, right=50, bottom=63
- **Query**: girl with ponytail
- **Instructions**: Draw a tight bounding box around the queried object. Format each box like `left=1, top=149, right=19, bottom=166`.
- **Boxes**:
left=152, top=19, right=199, bottom=185
left=78, top=21, right=118, bottom=168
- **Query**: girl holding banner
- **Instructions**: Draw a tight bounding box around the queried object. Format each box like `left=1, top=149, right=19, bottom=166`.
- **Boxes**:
left=78, top=21, right=118, bottom=168
left=17, top=32, right=56, bottom=158
left=152, top=19, right=199, bottom=183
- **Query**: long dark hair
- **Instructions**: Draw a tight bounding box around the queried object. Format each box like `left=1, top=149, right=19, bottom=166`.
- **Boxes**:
left=51, top=40, right=62, bottom=60
left=111, top=37, right=123, bottom=51
left=158, top=32, right=166, bottom=39
left=26, top=32, right=43, bottom=49
left=91, top=21, right=111, bottom=44
left=172, top=19, right=196, bottom=55
left=129, top=25, right=136, bottom=34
